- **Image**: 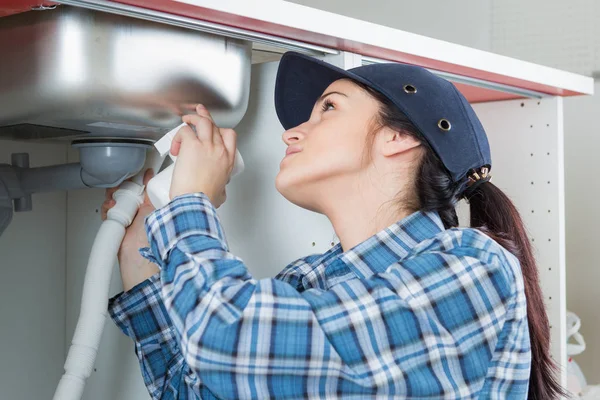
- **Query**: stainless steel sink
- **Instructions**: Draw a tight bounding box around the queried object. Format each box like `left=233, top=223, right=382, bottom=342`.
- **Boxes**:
left=0, top=6, right=252, bottom=142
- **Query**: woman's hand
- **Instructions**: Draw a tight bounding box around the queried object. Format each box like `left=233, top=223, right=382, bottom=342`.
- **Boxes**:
left=169, top=104, right=236, bottom=208
left=100, top=169, right=159, bottom=291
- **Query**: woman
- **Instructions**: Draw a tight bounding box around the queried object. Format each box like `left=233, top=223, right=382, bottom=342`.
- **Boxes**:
left=103, top=52, right=563, bottom=399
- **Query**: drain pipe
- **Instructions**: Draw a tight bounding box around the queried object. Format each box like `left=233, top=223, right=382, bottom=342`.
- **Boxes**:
left=0, top=140, right=164, bottom=399
left=0, top=141, right=152, bottom=214
left=0, top=158, right=100, bottom=214
left=53, top=150, right=165, bottom=400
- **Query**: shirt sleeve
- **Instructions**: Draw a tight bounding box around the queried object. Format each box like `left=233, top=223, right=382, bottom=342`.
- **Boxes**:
left=108, top=274, right=216, bottom=399
left=143, top=193, right=521, bottom=399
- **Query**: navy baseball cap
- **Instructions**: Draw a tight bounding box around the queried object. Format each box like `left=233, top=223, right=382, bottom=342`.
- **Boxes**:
left=274, top=51, right=491, bottom=183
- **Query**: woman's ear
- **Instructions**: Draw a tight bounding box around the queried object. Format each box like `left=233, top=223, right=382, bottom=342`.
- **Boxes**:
left=381, top=129, right=421, bottom=157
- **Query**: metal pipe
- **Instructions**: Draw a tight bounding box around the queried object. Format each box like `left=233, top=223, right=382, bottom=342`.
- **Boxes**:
left=10, top=153, right=32, bottom=211
left=0, top=180, right=13, bottom=236
left=55, top=0, right=338, bottom=56
left=17, top=163, right=90, bottom=194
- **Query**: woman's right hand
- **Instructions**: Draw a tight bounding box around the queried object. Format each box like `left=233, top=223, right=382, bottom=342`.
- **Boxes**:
left=100, top=169, right=159, bottom=291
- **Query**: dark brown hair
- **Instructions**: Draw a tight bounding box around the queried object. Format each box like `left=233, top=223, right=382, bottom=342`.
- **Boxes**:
left=356, top=81, right=565, bottom=399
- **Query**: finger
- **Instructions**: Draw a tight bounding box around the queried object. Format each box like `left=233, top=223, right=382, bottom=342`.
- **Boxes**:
left=196, top=104, right=214, bottom=122
left=100, top=199, right=114, bottom=220
left=170, top=124, right=197, bottom=157
left=142, top=168, right=154, bottom=186
left=212, top=125, right=225, bottom=147
left=182, top=114, right=214, bottom=143
left=220, top=128, right=237, bottom=160
left=194, top=105, right=224, bottom=146
left=105, top=186, right=118, bottom=201
left=101, top=199, right=115, bottom=212
left=106, top=197, right=116, bottom=206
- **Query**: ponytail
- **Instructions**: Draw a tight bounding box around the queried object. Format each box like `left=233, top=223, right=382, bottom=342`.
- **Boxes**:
left=468, top=182, right=565, bottom=400
left=356, top=80, right=566, bottom=399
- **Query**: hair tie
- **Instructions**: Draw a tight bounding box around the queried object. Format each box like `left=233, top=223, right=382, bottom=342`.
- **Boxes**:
left=462, top=167, right=492, bottom=198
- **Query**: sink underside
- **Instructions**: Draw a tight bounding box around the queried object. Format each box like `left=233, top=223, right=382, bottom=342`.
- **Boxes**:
left=0, top=6, right=252, bottom=142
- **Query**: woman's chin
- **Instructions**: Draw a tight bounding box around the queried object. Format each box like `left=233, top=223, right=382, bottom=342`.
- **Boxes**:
left=275, top=174, right=320, bottom=213
left=276, top=171, right=301, bottom=200
left=275, top=170, right=292, bottom=196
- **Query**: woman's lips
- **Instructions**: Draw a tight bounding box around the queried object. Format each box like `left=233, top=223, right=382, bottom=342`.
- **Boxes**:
left=285, top=146, right=302, bottom=156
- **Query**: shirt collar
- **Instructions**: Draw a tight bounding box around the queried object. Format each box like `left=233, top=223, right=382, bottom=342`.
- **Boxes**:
left=301, top=211, right=445, bottom=289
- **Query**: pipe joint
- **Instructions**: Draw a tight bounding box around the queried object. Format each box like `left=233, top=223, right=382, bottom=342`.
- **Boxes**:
left=106, top=181, right=145, bottom=227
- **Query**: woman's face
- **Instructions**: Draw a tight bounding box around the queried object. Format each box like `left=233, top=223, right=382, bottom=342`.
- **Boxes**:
left=275, top=79, right=382, bottom=212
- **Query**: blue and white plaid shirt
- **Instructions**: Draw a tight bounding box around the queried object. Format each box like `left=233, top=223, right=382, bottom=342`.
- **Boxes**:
left=109, top=193, right=531, bottom=399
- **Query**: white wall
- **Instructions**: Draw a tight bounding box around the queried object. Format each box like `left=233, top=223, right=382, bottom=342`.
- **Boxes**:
left=285, top=0, right=493, bottom=51
left=492, top=0, right=598, bottom=76
left=0, top=141, right=67, bottom=399
left=492, top=0, right=600, bottom=384
left=563, top=85, right=600, bottom=383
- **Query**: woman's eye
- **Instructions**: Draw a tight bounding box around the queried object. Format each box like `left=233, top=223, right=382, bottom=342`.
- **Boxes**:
left=321, top=99, right=335, bottom=112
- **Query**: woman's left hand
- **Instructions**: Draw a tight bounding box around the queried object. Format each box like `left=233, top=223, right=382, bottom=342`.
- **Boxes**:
left=169, top=104, right=236, bottom=208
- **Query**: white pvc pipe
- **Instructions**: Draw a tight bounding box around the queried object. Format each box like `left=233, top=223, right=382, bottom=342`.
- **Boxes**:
left=53, top=219, right=126, bottom=400
left=54, top=151, right=165, bottom=400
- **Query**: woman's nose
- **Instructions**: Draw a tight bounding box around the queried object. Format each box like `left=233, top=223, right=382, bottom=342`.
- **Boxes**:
left=282, top=128, right=305, bottom=145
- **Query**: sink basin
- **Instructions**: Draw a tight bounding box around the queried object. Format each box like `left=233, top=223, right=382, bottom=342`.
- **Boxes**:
left=0, top=6, right=252, bottom=142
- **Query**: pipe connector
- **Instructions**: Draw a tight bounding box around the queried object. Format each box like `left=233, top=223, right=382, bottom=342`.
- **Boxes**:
left=106, top=181, right=145, bottom=227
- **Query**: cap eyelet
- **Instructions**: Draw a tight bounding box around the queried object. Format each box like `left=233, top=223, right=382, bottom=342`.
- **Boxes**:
left=438, top=119, right=451, bottom=131
left=403, top=84, right=417, bottom=94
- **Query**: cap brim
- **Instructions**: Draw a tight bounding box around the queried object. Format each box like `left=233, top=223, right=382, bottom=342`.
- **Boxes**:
left=275, top=52, right=372, bottom=130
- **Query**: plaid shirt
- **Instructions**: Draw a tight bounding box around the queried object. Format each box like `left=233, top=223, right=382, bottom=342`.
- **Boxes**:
left=109, top=193, right=531, bottom=399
